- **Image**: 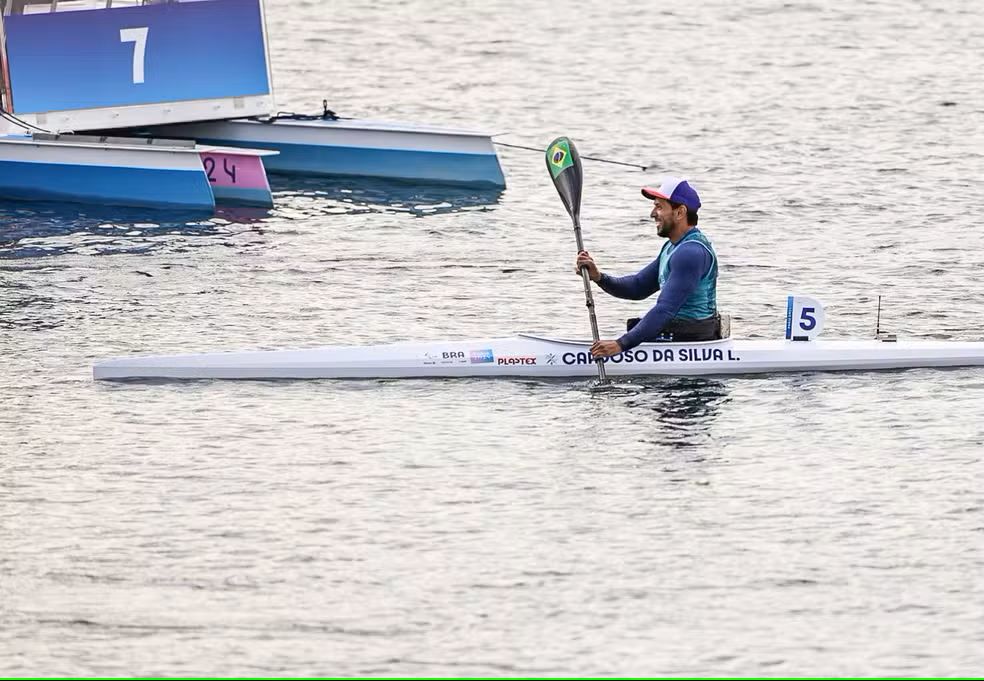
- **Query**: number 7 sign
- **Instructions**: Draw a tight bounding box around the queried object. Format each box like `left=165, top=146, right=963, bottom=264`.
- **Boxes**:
left=119, top=27, right=148, bottom=84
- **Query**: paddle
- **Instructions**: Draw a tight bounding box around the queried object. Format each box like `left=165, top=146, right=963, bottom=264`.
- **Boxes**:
left=546, top=136, right=608, bottom=382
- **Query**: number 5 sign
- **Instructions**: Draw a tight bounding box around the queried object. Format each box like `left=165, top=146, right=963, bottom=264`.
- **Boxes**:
left=785, top=295, right=826, bottom=341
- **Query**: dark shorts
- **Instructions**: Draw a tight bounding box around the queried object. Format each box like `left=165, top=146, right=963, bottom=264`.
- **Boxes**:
left=626, top=313, right=722, bottom=342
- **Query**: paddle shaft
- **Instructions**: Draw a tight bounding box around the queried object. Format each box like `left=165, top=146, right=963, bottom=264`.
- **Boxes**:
left=545, top=135, right=608, bottom=383
left=573, top=215, right=608, bottom=381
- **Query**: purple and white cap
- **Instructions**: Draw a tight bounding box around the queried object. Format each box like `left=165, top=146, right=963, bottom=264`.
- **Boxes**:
left=641, top=176, right=701, bottom=212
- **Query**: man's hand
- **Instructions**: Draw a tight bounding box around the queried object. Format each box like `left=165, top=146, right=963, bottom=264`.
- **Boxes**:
left=574, top=250, right=601, bottom=282
left=591, top=340, right=623, bottom=358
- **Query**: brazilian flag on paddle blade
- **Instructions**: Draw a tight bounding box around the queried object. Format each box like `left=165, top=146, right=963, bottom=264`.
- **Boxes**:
left=546, top=136, right=583, bottom=222
left=547, top=138, right=574, bottom=178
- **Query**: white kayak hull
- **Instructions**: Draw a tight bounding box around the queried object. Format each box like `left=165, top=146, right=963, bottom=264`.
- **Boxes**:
left=92, top=334, right=984, bottom=380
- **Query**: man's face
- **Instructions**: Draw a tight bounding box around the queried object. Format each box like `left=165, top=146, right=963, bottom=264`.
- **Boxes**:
left=650, top=198, right=680, bottom=237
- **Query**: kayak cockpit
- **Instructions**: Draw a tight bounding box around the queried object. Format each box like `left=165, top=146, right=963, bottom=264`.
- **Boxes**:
left=518, top=314, right=733, bottom=346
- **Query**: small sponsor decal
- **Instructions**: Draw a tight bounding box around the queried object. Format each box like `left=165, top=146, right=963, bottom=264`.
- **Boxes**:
left=423, top=350, right=468, bottom=365
left=545, top=353, right=557, bottom=365
left=496, top=356, right=536, bottom=366
left=469, top=349, right=494, bottom=364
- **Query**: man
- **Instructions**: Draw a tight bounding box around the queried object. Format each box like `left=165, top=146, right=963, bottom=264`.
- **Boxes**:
left=575, top=177, right=720, bottom=359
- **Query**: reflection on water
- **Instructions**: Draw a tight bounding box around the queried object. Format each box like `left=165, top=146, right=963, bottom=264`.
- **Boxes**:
left=0, top=200, right=269, bottom=261
left=621, top=376, right=731, bottom=449
left=270, top=175, right=504, bottom=218
left=0, top=177, right=504, bottom=260
left=0, top=289, right=62, bottom=331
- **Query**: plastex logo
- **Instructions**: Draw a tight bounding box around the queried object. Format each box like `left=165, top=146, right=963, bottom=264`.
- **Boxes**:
left=469, top=349, right=494, bottom=364
left=497, top=356, right=536, bottom=366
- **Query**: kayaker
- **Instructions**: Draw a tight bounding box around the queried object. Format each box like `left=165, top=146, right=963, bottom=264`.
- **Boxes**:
left=575, top=176, right=721, bottom=358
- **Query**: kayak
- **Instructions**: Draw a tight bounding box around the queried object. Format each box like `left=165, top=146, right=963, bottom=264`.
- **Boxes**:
left=92, top=333, right=984, bottom=381
left=92, top=296, right=984, bottom=380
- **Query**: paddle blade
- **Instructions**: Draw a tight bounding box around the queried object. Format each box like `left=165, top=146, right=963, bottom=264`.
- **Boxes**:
left=546, top=136, right=583, bottom=222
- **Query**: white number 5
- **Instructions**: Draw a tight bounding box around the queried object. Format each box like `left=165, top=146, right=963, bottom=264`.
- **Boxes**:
left=120, top=27, right=149, bottom=84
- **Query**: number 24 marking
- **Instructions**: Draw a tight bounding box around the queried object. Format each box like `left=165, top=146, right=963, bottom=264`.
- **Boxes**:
left=203, top=157, right=239, bottom=184
left=120, top=27, right=148, bottom=84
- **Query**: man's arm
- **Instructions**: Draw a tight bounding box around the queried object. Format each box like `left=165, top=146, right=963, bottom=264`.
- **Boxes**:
left=596, top=259, right=661, bottom=300
left=615, top=243, right=712, bottom=350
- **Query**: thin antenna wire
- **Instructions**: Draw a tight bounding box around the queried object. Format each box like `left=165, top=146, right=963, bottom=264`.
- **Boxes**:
left=876, top=295, right=882, bottom=336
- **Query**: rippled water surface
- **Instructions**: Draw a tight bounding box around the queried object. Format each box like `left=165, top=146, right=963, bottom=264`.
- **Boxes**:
left=2, top=0, right=984, bottom=675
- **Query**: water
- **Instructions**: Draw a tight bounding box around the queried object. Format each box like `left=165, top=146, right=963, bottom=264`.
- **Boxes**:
left=3, top=0, right=984, bottom=675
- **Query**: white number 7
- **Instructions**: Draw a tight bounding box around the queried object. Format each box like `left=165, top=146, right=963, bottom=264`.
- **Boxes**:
left=120, top=27, right=149, bottom=84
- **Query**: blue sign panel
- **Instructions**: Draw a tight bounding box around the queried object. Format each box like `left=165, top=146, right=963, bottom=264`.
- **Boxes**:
left=5, top=0, right=270, bottom=114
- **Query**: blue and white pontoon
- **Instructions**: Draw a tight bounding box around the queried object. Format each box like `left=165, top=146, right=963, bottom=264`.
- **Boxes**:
left=0, top=0, right=505, bottom=212
left=146, top=117, right=506, bottom=188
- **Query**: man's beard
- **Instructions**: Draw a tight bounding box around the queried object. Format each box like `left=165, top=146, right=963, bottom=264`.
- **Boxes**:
left=656, top=217, right=671, bottom=237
